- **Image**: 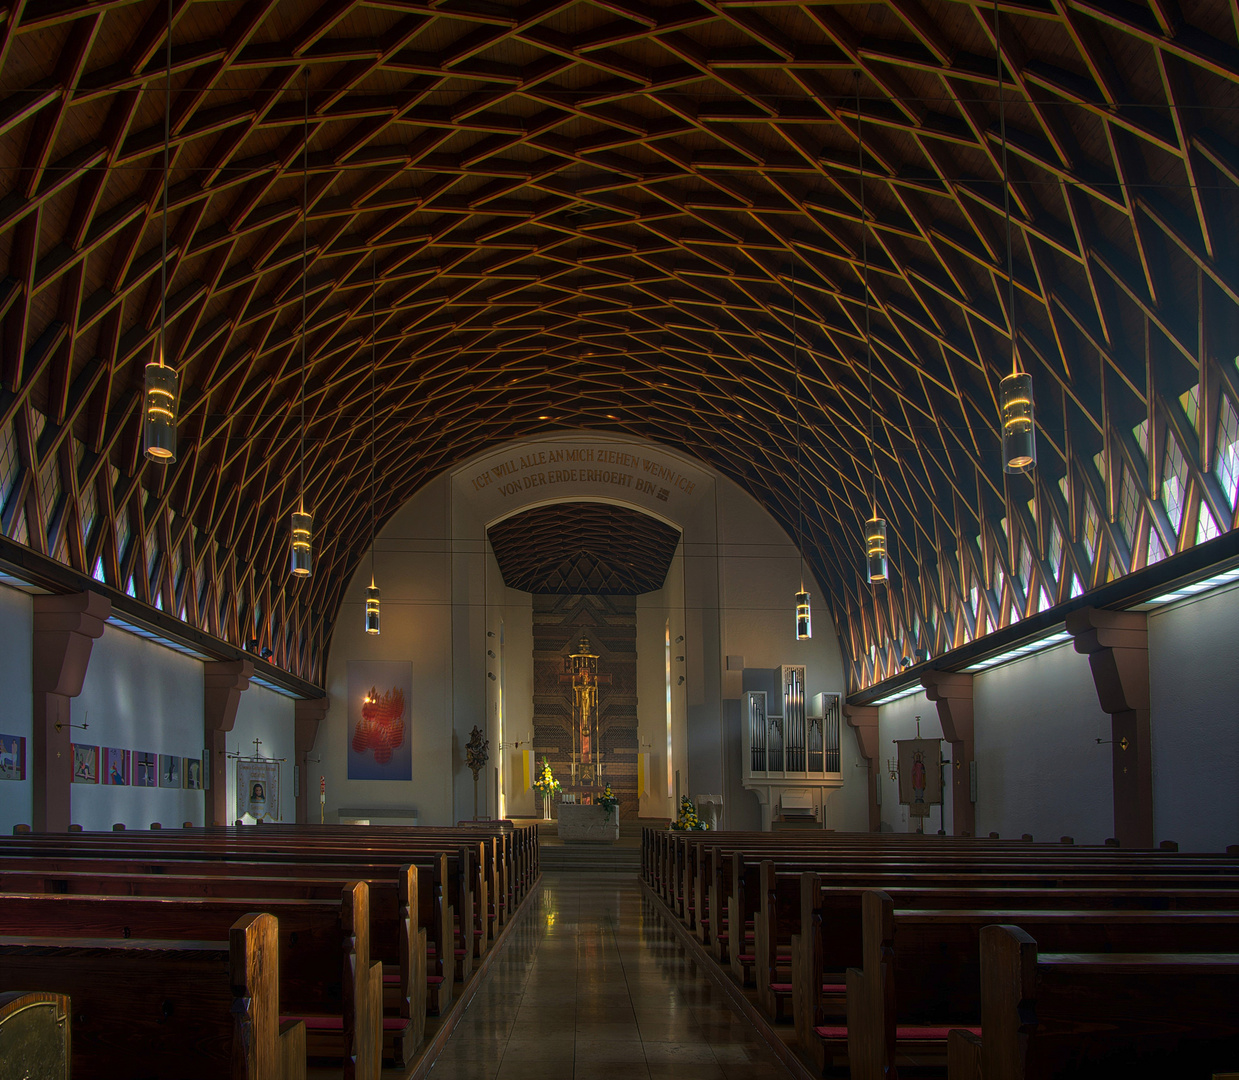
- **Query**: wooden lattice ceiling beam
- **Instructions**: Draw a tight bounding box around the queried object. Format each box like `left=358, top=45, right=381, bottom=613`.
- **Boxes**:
left=0, top=0, right=1236, bottom=690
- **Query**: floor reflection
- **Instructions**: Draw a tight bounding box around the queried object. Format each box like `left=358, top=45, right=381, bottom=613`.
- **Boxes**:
left=427, top=872, right=794, bottom=1080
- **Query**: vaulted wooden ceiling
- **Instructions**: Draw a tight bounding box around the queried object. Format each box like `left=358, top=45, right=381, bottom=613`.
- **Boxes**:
left=0, top=0, right=1237, bottom=691
left=489, top=502, right=680, bottom=593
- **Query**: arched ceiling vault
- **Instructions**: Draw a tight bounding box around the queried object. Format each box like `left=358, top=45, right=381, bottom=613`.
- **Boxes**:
left=0, top=0, right=1237, bottom=690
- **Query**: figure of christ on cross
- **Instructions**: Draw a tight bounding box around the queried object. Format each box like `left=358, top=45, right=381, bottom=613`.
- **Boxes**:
left=559, top=635, right=612, bottom=792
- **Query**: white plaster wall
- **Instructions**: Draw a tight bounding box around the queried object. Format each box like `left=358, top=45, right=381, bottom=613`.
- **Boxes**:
left=1148, top=580, right=1239, bottom=852
left=972, top=641, right=1112, bottom=843
left=636, top=548, right=687, bottom=821
left=69, top=626, right=205, bottom=831
left=715, top=480, right=860, bottom=832
left=492, top=571, right=534, bottom=821
left=322, top=433, right=865, bottom=828
left=0, top=583, right=33, bottom=831
left=228, top=682, right=296, bottom=824
left=321, top=473, right=455, bottom=826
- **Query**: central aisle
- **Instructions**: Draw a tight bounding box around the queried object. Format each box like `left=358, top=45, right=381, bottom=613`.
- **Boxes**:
left=427, top=871, right=795, bottom=1080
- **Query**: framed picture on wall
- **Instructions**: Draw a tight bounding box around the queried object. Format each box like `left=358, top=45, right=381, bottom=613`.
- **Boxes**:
left=72, top=744, right=99, bottom=784
left=183, top=757, right=202, bottom=790
left=135, top=751, right=157, bottom=787
left=0, top=734, right=25, bottom=781
left=103, top=747, right=130, bottom=786
left=159, top=754, right=181, bottom=788
left=347, top=661, right=414, bottom=781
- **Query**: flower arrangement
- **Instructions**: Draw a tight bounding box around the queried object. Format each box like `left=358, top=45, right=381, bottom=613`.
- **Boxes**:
left=673, top=795, right=709, bottom=831
left=532, top=757, right=561, bottom=799
left=597, top=784, right=619, bottom=813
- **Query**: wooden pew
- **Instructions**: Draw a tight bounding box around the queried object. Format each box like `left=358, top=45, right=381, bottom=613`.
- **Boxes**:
left=795, top=874, right=1239, bottom=1056
left=948, top=924, right=1239, bottom=1080
left=841, top=890, right=1239, bottom=1080
left=0, top=882, right=402, bottom=1073
left=0, top=913, right=306, bottom=1080
left=0, top=842, right=468, bottom=995
left=1, top=831, right=487, bottom=977
left=754, top=855, right=1239, bottom=1025
left=0, top=857, right=451, bottom=1027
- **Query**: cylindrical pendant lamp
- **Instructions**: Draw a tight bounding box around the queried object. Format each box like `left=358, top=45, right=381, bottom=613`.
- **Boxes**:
left=865, top=516, right=888, bottom=583
left=795, top=590, right=812, bottom=640
left=365, top=583, right=381, bottom=635
left=290, top=508, right=313, bottom=577
left=143, top=360, right=179, bottom=462
left=1000, top=370, right=1036, bottom=473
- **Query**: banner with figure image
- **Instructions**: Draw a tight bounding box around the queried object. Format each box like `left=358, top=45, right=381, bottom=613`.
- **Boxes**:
left=896, top=738, right=942, bottom=818
left=347, top=661, right=413, bottom=780
left=236, top=758, right=281, bottom=821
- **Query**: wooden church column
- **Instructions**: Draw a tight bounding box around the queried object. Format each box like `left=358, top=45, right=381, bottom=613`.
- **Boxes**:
left=295, top=698, right=328, bottom=824
left=843, top=704, right=881, bottom=832
left=921, top=671, right=975, bottom=837
left=1066, top=607, right=1153, bottom=849
left=203, top=660, right=252, bottom=826
left=32, top=591, right=111, bottom=832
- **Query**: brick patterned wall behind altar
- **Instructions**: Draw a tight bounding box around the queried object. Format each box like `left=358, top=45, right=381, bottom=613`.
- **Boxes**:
left=532, top=594, right=638, bottom=820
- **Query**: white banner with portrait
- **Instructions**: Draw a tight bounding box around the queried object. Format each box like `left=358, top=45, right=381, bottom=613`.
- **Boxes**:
left=236, top=758, right=282, bottom=822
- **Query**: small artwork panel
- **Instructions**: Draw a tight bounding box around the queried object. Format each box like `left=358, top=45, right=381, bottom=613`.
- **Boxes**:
left=158, top=754, right=181, bottom=788
left=134, top=751, right=157, bottom=788
left=183, top=757, right=203, bottom=790
left=347, top=661, right=413, bottom=781
left=71, top=744, right=99, bottom=784
left=236, top=759, right=281, bottom=821
left=103, top=747, right=130, bottom=786
left=0, top=734, right=26, bottom=781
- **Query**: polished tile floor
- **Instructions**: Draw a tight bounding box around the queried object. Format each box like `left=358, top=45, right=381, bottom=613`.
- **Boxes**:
left=427, top=872, right=795, bottom=1080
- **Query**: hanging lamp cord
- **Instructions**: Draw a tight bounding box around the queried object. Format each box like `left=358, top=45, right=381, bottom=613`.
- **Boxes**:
left=996, top=0, right=1018, bottom=377
left=371, top=258, right=377, bottom=583
left=158, top=0, right=171, bottom=368
left=858, top=76, right=876, bottom=519
left=300, top=71, right=308, bottom=508
left=793, top=259, right=804, bottom=589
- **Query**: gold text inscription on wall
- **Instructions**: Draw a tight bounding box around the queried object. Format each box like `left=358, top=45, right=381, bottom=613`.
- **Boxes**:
left=470, top=446, right=697, bottom=501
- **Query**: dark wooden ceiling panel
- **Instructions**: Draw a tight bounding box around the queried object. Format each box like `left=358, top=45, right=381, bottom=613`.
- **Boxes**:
left=488, top=502, right=681, bottom=595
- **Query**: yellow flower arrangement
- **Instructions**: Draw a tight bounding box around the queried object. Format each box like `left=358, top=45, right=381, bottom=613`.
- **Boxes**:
left=532, top=757, right=561, bottom=797
left=673, top=795, right=709, bottom=831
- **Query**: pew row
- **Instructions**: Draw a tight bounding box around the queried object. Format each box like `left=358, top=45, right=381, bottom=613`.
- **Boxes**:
left=0, top=913, right=306, bottom=1080
left=948, top=924, right=1239, bottom=1080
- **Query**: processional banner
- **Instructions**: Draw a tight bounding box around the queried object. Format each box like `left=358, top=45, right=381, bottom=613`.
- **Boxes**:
left=895, top=738, right=942, bottom=818
left=236, top=758, right=281, bottom=821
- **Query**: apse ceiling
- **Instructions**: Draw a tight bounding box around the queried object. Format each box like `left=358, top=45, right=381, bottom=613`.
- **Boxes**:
left=488, top=502, right=681, bottom=594
left=0, top=0, right=1237, bottom=691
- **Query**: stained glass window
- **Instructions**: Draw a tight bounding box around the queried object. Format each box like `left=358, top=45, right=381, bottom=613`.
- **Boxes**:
left=1161, top=435, right=1189, bottom=534
left=1215, top=393, right=1239, bottom=511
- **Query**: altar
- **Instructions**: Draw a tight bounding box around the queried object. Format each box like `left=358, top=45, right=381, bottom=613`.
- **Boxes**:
left=556, top=803, right=619, bottom=843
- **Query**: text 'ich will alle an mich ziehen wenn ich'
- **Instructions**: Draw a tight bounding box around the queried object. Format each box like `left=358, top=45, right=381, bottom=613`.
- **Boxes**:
left=470, top=447, right=697, bottom=502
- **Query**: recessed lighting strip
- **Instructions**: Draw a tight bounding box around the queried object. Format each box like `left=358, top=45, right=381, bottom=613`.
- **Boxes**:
left=1131, top=566, right=1239, bottom=610
left=961, top=629, right=1072, bottom=673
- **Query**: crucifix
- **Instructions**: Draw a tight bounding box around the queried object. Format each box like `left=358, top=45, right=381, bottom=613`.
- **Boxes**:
left=558, top=635, right=611, bottom=789
left=252, top=738, right=263, bottom=758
